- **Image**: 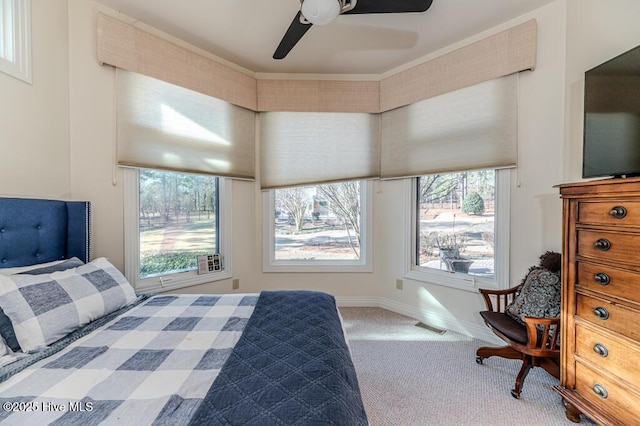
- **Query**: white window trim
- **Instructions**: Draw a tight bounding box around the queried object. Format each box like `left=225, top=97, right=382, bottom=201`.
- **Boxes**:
left=263, top=181, right=373, bottom=273
left=0, top=0, right=31, bottom=83
left=404, top=169, right=510, bottom=292
left=124, top=168, right=232, bottom=293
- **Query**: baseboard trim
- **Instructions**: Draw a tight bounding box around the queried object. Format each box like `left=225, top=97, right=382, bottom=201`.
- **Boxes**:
left=335, top=295, right=502, bottom=344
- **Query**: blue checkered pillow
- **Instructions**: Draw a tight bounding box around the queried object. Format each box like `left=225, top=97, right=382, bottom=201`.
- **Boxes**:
left=0, top=258, right=137, bottom=352
left=0, top=257, right=85, bottom=352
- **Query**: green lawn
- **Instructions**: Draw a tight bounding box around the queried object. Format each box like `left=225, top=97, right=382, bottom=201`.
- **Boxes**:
left=140, top=218, right=215, bottom=277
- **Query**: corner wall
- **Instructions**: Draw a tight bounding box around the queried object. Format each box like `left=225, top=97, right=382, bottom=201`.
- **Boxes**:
left=375, top=1, right=568, bottom=338
left=67, top=0, right=382, bottom=298
left=378, top=0, right=640, bottom=339
left=64, top=0, right=640, bottom=340
left=66, top=1, right=568, bottom=326
left=68, top=1, right=124, bottom=273
left=0, top=0, right=70, bottom=199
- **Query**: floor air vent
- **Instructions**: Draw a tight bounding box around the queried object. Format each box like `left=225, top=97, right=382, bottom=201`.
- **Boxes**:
left=415, top=322, right=446, bottom=334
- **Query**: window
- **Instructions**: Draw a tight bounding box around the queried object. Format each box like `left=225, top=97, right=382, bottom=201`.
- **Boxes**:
left=0, top=0, right=31, bottom=83
left=263, top=180, right=372, bottom=272
left=406, top=169, right=510, bottom=291
left=124, top=168, right=232, bottom=292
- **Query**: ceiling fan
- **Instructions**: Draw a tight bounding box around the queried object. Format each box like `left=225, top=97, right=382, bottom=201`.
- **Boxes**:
left=273, top=0, right=435, bottom=60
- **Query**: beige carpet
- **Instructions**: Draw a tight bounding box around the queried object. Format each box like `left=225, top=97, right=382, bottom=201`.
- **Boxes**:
left=339, top=307, right=597, bottom=426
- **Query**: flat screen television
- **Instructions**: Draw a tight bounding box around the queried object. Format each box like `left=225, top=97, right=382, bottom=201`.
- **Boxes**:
left=582, top=44, right=640, bottom=178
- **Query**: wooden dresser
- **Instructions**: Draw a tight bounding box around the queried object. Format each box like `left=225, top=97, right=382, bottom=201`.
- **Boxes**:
left=555, top=178, right=640, bottom=425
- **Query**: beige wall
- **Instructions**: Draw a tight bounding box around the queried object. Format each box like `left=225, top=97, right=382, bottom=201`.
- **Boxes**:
left=0, top=0, right=70, bottom=199
left=564, top=0, right=640, bottom=182
left=68, top=1, right=125, bottom=277
left=5, top=0, right=640, bottom=339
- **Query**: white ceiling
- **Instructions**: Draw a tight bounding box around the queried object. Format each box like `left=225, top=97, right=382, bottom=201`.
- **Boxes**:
left=93, top=0, right=557, bottom=75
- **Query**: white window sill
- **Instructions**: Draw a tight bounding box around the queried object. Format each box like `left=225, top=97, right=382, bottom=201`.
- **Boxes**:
left=405, top=267, right=501, bottom=293
left=135, top=270, right=232, bottom=293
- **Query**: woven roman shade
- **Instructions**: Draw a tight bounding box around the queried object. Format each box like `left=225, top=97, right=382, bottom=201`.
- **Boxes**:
left=260, top=112, right=380, bottom=189
left=97, top=13, right=257, bottom=111
left=116, top=69, right=255, bottom=179
left=380, top=19, right=536, bottom=112
left=380, top=74, right=518, bottom=179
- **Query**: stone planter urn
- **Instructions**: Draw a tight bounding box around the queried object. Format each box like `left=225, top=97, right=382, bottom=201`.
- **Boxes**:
left=446, top=258, right=474, bottom=274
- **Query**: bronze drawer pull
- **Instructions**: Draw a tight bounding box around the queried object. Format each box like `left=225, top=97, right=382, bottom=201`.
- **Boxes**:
left=594, top=238, right=611, bottom=251
left=593, top=272, right=610, bottom=286
left=593, top=307, right=609, bottom=320
left=592, top=384, right=608, bottom=399
left=609, top=206, right=627, bottom=219
left=593, top=343, right=609, bottom=357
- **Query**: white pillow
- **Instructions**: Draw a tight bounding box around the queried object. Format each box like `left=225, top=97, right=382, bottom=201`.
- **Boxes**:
left=0, top=259, right=68, bottom=275
left=0, top=258, right=137, bottom=352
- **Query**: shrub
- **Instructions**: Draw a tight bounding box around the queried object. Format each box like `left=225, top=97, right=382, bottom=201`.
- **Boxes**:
left=141, top=251, right=210, bottom=277
left=462, top=191, right=485, bottom=215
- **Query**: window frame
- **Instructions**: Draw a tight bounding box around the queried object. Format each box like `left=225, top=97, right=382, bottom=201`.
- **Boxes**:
left=124, top=168, right=232, bottom=292
left=0, top=0, right=31, bottom=83
left=404, top=169, right=510, bottom=291
left=263, top=180, right=373, bottom=273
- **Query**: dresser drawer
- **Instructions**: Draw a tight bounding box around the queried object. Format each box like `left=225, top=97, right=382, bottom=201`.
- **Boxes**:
left=578, top=201, right=640, bottom=226
left=575, top=362, right=640, bottom=423
left=576, top=294, right=640, bottom=342
left=577, top=261, right=640, bottom=305
left=575, top=324, right=640, bottom=381
left=577, top=229, right=640, bottom=264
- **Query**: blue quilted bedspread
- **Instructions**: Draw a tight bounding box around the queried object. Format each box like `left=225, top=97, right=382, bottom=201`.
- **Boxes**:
left=189, top=290, right=368, bottom=426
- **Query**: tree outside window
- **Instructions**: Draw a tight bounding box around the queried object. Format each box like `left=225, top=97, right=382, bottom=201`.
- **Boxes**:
left=417, top=170, right=496, bottom=278
left=274, top=181, right=362, bottom=261
left=138, top=169, right=219, bottom=278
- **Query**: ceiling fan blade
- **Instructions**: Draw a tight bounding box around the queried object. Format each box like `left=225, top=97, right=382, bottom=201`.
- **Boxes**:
left=345, top=0, right=434, bottom=14
left=273, top=11, right=313, bottom=60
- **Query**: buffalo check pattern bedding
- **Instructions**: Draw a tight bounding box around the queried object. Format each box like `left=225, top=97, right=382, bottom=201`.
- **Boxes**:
left=0, top=293, right=258, bottom=425
left=0, top=257, right=138, bottom=352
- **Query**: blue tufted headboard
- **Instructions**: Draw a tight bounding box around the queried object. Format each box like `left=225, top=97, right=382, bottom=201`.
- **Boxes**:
left=0, top=198, right=91, bottom=268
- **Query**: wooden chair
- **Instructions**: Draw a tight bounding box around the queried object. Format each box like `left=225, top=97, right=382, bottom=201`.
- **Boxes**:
left=476, top=252, right=561, bottom=399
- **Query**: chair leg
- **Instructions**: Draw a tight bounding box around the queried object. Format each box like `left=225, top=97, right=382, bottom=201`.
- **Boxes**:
left=476, top=344, right=522, bottom=363
left=511, top=356, right=533, bottom=399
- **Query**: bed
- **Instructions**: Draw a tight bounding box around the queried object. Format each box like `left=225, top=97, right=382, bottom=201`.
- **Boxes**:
left=0, top=197, right=368, bottom=425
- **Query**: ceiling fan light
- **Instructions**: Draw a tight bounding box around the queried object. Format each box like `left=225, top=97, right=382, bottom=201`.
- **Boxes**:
left=301, top=0, right=341, bottom=25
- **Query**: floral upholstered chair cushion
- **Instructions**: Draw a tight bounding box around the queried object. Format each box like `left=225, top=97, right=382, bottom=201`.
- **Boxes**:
left=505, top=267, right=561, bottom=325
